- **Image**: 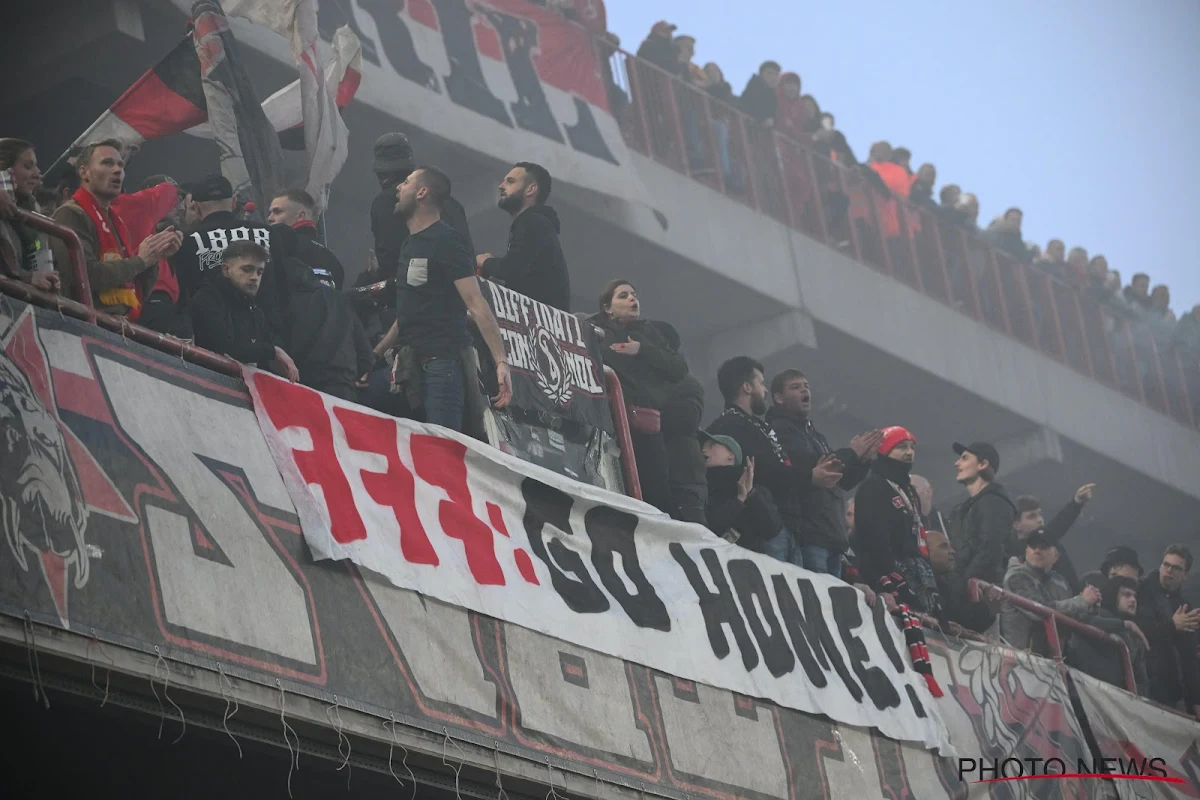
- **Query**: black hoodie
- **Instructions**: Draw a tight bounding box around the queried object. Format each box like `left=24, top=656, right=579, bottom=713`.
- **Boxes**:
left=705, top=465, right=782, bottom=553
left=480, top=205, right=571, bottom=311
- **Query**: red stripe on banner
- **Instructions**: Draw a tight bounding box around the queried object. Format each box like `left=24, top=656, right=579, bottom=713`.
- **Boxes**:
left=111, top=72, right=207, bottom=139
left=473, top=18, right=503, bottom=62
left=52, top=368, right=114, bottom=426
left=335, top=68, right=361, bottom=108
left=408, top=0, right=438, bottom=30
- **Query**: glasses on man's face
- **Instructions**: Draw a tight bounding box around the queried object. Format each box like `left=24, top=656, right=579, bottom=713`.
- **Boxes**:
left=1162, top=561, right=1186, bottom=574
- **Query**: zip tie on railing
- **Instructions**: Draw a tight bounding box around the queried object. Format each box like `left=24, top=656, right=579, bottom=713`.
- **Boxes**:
left=86, top=627, right=112, bottom=707
left=493, top=741, right=511, bottom=800
left=442, top=727, right=465, bottom=800
left=215, top=663, right=242, bottom=758
left=593, top=768, right=600, bottom=800
left=324, top=694, right=352, bottom=789
left=151, top=645, right=186, bottom=743
left=23, top=612, right=50, bottom=709
left=545, top=757, right=565, bottom=800
left=385, top=715, right=417, bottom=800
left=277, top=679, right=300, bottom=799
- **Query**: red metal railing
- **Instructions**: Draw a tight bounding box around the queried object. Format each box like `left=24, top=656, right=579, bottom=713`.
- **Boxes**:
left=9, top=208, right=93, bottom=307
left=604, top=47, right=1198, bottom=430
left=603, top=366, right=643, bottom=501
left=968, top=578, right=1137, bottom=694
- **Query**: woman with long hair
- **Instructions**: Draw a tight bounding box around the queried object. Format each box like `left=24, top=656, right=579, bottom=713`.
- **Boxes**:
left=0, top=138, right=59, bottom=292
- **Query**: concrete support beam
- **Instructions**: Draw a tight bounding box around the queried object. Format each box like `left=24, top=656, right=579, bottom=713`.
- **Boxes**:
left=693, top=309, right=818, bottom=382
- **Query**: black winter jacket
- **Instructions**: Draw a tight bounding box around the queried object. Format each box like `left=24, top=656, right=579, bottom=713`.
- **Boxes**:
left=1136, top=574, right=1200, bottom=709
left=707, top=406, right=814, bottom=540
left=1067, top=608, right=1149, bottom=695
left=947, top=481, right=1018, bottom=586
left=766, top=408, right=867, bottom=552
left=480, top=205, right=571, bottom=311
left=740, top=74, right=777, bottom=123
left=293, top=224, right=346, bottom=289
left=369, top=185, right=473, bottom=282
left=1005, top=498, right=1084, bottom=591
left=705, top=466, right=781, bottom=553
left=589, top=315, right=687, bottom=409
left=854, top=457, right=925, bottom=588
left=281, top=258, right=374, bottom=395
left=189, top=278, right=279, bottom=368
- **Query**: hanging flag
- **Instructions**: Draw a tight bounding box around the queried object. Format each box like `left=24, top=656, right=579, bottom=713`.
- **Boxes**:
left=265, top=26, right=362, bottom=152
left=68, top=35, right=207, bottom=151
left=217, top=0, right=349, bottom=212
left=190, top=0, right=286, bottom=209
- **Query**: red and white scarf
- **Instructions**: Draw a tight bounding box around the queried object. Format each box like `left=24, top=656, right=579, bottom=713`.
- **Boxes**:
left=73, top=187, right=142, bottom=319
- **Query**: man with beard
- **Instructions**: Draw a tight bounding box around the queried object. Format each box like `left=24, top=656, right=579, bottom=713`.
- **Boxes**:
left=50, top=140, right=182, bottom=315
left=476, top=162, right=570, bottom=311
left=707, top=356, right=842, bottom=568
left=370, top=167, right=511, bottom=431
left=766, top=368, right=880, bottom=576
left=853, top=427, right=940, bottom=614
left=1137, top=545, right=1200, bottom=717
left=367, top=133, right=473, bottom=284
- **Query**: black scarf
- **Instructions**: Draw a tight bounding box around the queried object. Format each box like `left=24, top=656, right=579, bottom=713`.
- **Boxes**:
left=720, top=405, right=790, bottom=466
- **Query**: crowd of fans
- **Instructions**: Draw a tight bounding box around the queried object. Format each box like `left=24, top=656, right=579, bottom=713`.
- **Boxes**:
left=1, top=43, right=1197, bottom=721
left=625, top=22, right=1200, bottom=361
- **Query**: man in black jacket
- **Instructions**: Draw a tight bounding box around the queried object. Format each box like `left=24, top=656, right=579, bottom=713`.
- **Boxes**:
left=766, top=368, right=880, bottom=575
left=269, top=225, right=373, bottom=400
left=701, top=433, right=780, bottom=552
left=172, top=175, right=272, bottom=304
left=740, top=61, right=781, bottom=125
left=1006, top=484, right=1094, bottom=591
left=635, top=21, right=678, bottom=74
left=1068, top=574, right=1149, bottom=695
left=267, top=188, right=345, bottom=289
left=367, top=133, right=474, bottom=285
left=707, top=356, right=842, bottom=569
left=1137, top=545, right=1200, bottom=718
left=476, top=162, right=570, bottom=311
left=190, top=240, right=298, bottom=381
left=945, top=441, right=1017, bottom=630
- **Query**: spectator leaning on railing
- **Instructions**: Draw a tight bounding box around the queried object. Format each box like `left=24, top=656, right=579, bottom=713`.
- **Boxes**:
left=740, top=61, right=781, bottom=126
left=1067, top=573, right=1150, bottom=695
left=635, top=21, right=678, bottom=74
left=0, top=138, right=59, bottom=292
left=1001, top=531, right=1101, bottom=655
left=50, top=140, right=182, bottom=317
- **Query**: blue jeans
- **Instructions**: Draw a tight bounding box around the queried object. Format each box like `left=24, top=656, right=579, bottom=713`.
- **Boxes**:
left=421, top=357, right=464, bottom=432
left=799, top=545, right=843, bottom=578
left=763, top=528, right=803, bottom=568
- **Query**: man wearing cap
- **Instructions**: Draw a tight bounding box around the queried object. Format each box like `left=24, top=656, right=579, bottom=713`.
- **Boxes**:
left=853, top=427, right=940, bottom=613
left=170, top=174, right=271, bottom=304
left=947, top=441, right=1017, bottom=587
left=368, top=133, right=473, bottom=286
left=701, top=433, right=780, bottom=553
left=1001, top=532, right=1100, bottom=655
left=635, top=21, right=679, bottom=74
left=1100, top=545, right=1143, bottom=580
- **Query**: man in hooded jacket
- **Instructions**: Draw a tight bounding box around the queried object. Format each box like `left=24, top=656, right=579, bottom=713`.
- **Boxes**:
left=477, top=162, right=570, bottom=311
left=270, top=225, right=374, bottom=400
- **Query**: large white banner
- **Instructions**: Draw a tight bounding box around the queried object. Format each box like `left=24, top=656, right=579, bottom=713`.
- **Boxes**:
left=243, top=369, right=952, bottom=753
left=1071, top=671, right=1200, bottom=798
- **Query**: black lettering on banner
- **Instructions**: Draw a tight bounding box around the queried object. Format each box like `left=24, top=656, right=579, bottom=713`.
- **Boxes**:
left=870, top=593, right=905, bottom=672
left=727, top=560, right=795, bottom=678
left=357, top=0, right=439, bottom=90
left=565, top=97, right=618, bottom=164
left=521, top=479, right=608, bottom=613
left=430, top=0, right=513, bottom=126
left=480, top=8, right=563, bottom=142
left=829, top=586, right=901, bottom=710
left=583, top=505, right=670, bottom=631
left=670, top=545, right=757, bottom=671
left=772, top=575, right=858, bottom=696
left=904, top=685, right=926, bottom=718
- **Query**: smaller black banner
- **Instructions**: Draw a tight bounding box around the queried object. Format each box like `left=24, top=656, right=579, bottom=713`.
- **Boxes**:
left=482, top=280, right=613, bottom=433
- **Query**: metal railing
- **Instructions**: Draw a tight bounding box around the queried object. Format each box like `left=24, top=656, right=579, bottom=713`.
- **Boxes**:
left=8, top=208, right=92, bottom=307
left=968, top=577, right=1137, bottom=694
left=603, top=46, right=1200, bottom=430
